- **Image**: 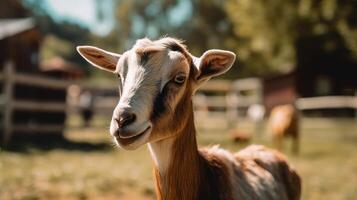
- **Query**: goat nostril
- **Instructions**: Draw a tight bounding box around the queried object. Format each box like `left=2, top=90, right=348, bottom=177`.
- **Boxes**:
left=117, top=112, right=136, bottom=128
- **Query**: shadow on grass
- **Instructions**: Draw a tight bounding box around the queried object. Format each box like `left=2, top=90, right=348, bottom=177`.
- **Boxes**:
left=302, top=150, right=330, bottom=160
left=2, top=135, right=112, bottom=153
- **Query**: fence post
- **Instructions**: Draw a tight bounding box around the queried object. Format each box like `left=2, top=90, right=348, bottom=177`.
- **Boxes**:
left=355, top=90, right=357, bottom=120
left=3, top=61, right=14, bottom=146
left=226, top=92, right=238, bottom=128
left=256, top=80, right=264, bottom=136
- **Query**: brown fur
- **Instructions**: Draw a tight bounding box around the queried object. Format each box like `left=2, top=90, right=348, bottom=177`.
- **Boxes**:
left=145, top=39, right=301, bottom=200
left=230, top=130, right=251, bottom=143
left=269, top=104, right=300, bottom=154
left=80, top=38, right=302, bottom=200
left=153, top=167, right=163, bottom=200
left=152, top=72, right=301, bottom=199
left=153, top=105, right=301, bottom=199
left=153, top=104, right=234, bottom=200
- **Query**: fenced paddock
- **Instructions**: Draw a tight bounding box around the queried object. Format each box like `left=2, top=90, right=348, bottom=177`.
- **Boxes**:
left=1, top=62, right=357, bottom=145
left=1, top=63, right=357, bottom=200
left=0, top=63, right=265, bottom=145
left=0, top=62, right=70, bottom=145
left=1, top=75, right=357, bottom=200
left=0, top=62, right=118, bottom=145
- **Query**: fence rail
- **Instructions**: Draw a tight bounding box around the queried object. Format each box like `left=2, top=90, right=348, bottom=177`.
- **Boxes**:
left=297, top=96, right=357, bottom=110
left=13, top=100, right=67, bottom=112
left=12, top=124, right=64, bottom=133
left=1, top=62, right=254, bottom=144
left=200, top=80, right=232, bottom=92
left=13, top=73, right=74, bottom=89
left=1, top=62, right=74, bottom=145
left=2, top=61, right=356, bottom=145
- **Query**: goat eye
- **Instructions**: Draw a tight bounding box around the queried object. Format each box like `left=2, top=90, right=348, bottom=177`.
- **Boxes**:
left=174, top=74, right=186, bottom=84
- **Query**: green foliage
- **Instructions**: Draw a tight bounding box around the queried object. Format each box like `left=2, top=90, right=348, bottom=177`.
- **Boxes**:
left=225, top=0, right=357, bottom=76
left=108, top=0, right=240, bottom=78
left=23, top=0, right=95, bottom=72
left=23, top=0, right=357, bottom=78
left=40, top=35, right=73, bottom=60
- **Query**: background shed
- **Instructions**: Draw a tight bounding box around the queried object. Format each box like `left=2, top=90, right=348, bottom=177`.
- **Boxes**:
left=0, top=16, right=82, bottom=144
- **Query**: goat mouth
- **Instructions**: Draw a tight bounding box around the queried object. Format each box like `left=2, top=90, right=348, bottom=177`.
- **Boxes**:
left=115, top=126, right=152, bottom=148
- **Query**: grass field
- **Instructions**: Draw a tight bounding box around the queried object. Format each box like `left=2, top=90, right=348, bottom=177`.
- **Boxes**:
left=1, top=117, right=356, bottom=200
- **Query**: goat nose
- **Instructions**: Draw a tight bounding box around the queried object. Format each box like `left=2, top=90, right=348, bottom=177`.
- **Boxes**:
left=115, top=111, right=136, bottom=128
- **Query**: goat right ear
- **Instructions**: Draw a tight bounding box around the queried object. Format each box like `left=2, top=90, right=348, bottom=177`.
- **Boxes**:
left=77, top=46, right=120, bottom=73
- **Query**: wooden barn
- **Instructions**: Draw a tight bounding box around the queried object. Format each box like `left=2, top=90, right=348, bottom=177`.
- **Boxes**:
left=263, top=72, right=297, bottom=112
left=0, top=1, right=83, bottom=145
left=263, top=67, right=357, bottom=116
left=264, top=31, right=357, bottom=116
left=40, top=57, right=84, bottom=80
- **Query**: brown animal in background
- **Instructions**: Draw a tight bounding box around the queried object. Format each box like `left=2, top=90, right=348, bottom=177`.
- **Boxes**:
left=269, top=104, right=300, bottom=154
left=77, top=37, right=301, bottom=200
left=230, top=129, right=251, bottom=143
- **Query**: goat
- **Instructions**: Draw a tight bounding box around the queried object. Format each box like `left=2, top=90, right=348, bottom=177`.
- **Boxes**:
left=77, top=37, right=301, bottom=200
left=230, top=129, right=251, bottom=143
left=268, top=104, right=300, bottom=155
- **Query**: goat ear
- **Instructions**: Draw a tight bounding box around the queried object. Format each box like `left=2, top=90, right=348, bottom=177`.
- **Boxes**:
left=77, top=46, right=120, bottom=73
left=195, top=49, right=236, bottom=83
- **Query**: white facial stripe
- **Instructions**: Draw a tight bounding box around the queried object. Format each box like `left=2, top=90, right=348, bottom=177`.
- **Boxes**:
left=114, top=47, right=190, bottom=133
left=118, top=54, right=157, bottom=121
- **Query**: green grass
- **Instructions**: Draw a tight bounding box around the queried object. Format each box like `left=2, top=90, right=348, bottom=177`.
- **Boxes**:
left=1, top=117, right=356, bottom=200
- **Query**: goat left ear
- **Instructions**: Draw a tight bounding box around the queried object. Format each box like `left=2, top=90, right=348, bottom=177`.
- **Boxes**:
left=195, top=49, right=236, bottom=83
left=77, top=46, right=120, bottom=73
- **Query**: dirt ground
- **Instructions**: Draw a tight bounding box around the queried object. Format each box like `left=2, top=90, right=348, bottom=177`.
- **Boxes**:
left=1, top=117, right=356, bottom=200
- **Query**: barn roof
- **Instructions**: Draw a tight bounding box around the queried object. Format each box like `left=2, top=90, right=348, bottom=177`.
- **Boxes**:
left=40, top=57, right=84, bottom=78
left=40, top=57, right=81, bottom=71
left=0, top=18, right=35, bottom=40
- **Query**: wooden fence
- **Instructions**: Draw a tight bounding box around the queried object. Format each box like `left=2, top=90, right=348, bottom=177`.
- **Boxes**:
left=0, top=63, right=246, bottom=144
left=1, top=61, right=356, bottom=145
left=0, top=62, right=118, bottom=144
left=1, top=63, right=63, bottom=144
left=296, top=96, right=357, bottom=110
left=1, top=60, right=263, bottom=144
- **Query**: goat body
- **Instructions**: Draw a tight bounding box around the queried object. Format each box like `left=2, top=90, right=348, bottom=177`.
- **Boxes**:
left=269, top=104, right=300, bottom=154
left=77, top=37, right=301, bottom=200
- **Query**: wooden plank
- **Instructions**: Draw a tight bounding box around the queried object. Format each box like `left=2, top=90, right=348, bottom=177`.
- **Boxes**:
left=13, top=100, right=67, bottom=112
left=0, top=94, right=5, bottom=106
left=204, top=96, right=227, bottom=108
left=80, top=81, right=118, bottom=91
left=94, top=97, right=117, bottom=109
left=12, top=124, right=64, bottom=133
left=199, top=80, right=232, bottom=93
left=13, top=73, right=120, bottom=91
left=13, top=73, right=75, bottom=89
left=296, top=96, right=357, bottom=110
left=237, top=96, right=261, bottom=107
left=232, top=78, right=262, bottom=91
left=3, top=61, right=14, bottom=145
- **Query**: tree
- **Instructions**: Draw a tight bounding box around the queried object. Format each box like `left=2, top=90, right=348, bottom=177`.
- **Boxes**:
left=109, top=0, right=239, bottom=78
left=225, top=0, right=357, bottom=77
left=23, top=0, right=96, bottom=72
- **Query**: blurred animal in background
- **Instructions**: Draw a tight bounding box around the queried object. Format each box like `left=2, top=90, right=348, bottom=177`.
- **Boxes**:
left=79, top=90, right=94, bottom=127
left=268, top=104, right=300, bottom=155
left=230, top=129, right=251, bottom=143
left=77, top=37, right=301, bottom=200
